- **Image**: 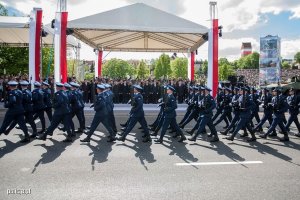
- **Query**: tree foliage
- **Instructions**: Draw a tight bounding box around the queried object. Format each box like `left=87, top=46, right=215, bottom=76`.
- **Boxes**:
left=295, top=52, right=300, bottom=64
left=237, top=52, right=259, bottom=69
left=170, top=57, right=188, bottom=78
left=154, top=54, right=171, bottom=79
left=102, top=58, right=135, bottom=79
left=0, top=3, right=8, bottom=16
left=281, top=61, right=291, bottom=69
left=136, top=60, right=149, bottom=79
left=218, top=64, right=236, bottom=81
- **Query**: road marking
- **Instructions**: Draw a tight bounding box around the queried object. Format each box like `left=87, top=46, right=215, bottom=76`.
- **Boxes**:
left=175, top=161, right=263, bottom=166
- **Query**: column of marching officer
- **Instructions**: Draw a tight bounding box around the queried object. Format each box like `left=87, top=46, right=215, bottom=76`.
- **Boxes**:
left=1, top=80, right=300, bottom=145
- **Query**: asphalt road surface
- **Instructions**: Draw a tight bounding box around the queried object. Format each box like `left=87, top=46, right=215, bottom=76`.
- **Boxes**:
left=0, top=105, right=300, bottom=200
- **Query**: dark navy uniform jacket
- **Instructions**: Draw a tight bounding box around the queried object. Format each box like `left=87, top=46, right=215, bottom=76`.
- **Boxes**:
left=199, top=94, right=216, bottom=117
left=94, top=92, right=108, bottom=117
left=22, top=89, right=33, bottom=113
left=270, top=95, right=288, bottom=119
left=238, top=94, right=252, bottom=119
left=164, top=94, right=177, bottom=118
left=53, top=90, right=70, bottom=115
left=287, top=95, right=299, bottom=115
left=222, top=94, right=232, bottom=112
left=260, top=93, right=273, bottom=112
left=32, top=88, right=45, bottom=111
left=130, top=93, right=144, bottom=118
left=43, top=88, right=52, bottom=108
left=4, top=89, right=24, bottom=115
left=250, top=93, right=260, bottom=110
left=231, top=94, right=240, bottom=114
left=104, top=90, right=114, bottom=111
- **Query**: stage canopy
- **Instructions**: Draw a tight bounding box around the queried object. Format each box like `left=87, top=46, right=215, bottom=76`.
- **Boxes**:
left=68, top=3, right=209, bottom=53
left=0, top=16, right=78, bottom=47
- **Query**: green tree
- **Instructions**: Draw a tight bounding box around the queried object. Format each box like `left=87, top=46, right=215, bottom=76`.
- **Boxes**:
left=171, top=57, right=188, bottom=78
left=281, top=61, right=291, bottom=69
left=0, top=3, right=8, bottom=16
left=219, top=58, right=230, bottom=66
left=219, top=64, right=236, bottom=81
left=154, top=54, right=171, bottom=79
left=102, top=58, right=134, bottom=79
left=201, top=60, right=208, bottom=75
left=237, top=52, right=259, bottom=69
left=0, top=47, right=29, bottom=75
left=136, top=60, right=149, bottom=79
left=295, top=52, right=300, bottom=64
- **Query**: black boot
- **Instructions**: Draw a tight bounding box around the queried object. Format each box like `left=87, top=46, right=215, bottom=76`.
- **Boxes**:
left=117, top=135, right=126, bottom=142
left=186, top=129, right=194, bottom=135
left=259, top=133, right=267, bottom=139
left=220, top=130, right=228, bottom=135
left=150, top=131, right=158, bottom=136
left=74, top=129, right=83, bottom=134
left=19, top=136, right=30, bottom=143
left=36, top=132, right=47, bottom=141
left=210, top=136, right=219, bottom=142
left=63, top=136, right=73, bottom=142
left=178, top=133, right=186, bottom=142
left=142, top=135, right=151, bottom=143
left=30, top=133, right=37, bottom=138
left=107, top=136, right=116, bottom=142
left=80, top=136, right=91, bottom=143
left=279, top=134, right=289, bottom=142
left=154, top=138, right=163, bottom=143
left=225, top=136, right=234, bottom=141
left=295, top=133, right=300, bottom=137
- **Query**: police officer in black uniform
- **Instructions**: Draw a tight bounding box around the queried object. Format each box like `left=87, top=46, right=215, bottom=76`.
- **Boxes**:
left=259, top=88, right=289, bottom=141
left=0, top=81, right=30, bottom=143
left=154, top=85, right=186, bottom=143
left=70, top=82, right=85, bottom=133
left=225, top=87, right=257, bottom=142
left=4, top=81, right=38, bottom=138
left=81, top=84, right=116, bottom=143
left=253, top=88, right=275, bottom=135
left=42, top=81, right=53, bottom=122
left=188, top=86, right=219, bottom=142
left=117, top=85, right=151, bottom=142
left=104, top=84, right=118, bottom=133
left=285, top=88, right=300, bottom=137
left=213, top=87, right=232, bottom=128
left=37, top=82, right=73, bottom=142
left=32, top=81, right=46, bottom=133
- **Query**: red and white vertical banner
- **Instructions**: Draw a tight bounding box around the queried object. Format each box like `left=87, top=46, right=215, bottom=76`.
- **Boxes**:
left=54, top=11, right=68, bottom=83
left=94, top=50, right=103, bottom=78
left=29, top=8, right=42, bottom=89
left=208, top=2, right=218, bottom=97
left=187, top=51, right=195, bottom=81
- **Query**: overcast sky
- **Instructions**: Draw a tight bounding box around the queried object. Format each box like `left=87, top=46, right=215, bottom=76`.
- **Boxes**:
left=1, top=0, right=300, bottom=61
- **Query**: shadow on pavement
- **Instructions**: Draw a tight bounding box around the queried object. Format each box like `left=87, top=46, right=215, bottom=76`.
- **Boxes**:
left=162, top=137, right=199, bottom=169
left=117, top=137, right=156, bottom=170
left=0, top=139, right=30, bottom=159
left=190, top=140, right=246, bottom=163
left=233, top=140, right=298, bottom=165
left=31, top=138, right=72, bottom=173
left=81, top=136, right=113, bottom=171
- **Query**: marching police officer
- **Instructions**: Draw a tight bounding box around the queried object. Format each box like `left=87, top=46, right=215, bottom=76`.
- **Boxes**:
left=81, top=84, right=116, bottom=143
left=104, top=84, right=118, bottom=133
left=154, top=85, right=186, bottom=143
left=117, top=85, right=151, bottom=142
left=225, top=87, right=257, bottom=142
left=259, top=87, right=289, bottom=141
left=188, top=86, right=219, bottom=142
left=70, top=82, right=85, bottom=133
left=285, top=88, right=300, bottom=137
left=42, top=81, right=53, bottom=122
left=32, top=81, right=46, bottom=133
left=213, top=87, right=232, bottom=128
left=0, top=81, right=30, bottom=143
left=3, top=81, right=38, bottom=138
left=37, top=82, right=73, bottom=142
left=253, top=88, right=275, bottom=135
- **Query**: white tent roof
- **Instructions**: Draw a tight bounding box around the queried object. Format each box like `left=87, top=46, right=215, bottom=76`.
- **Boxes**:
left=68, top=3, right=208, bottom=52
left=0, top=16, right=78, bottom=47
